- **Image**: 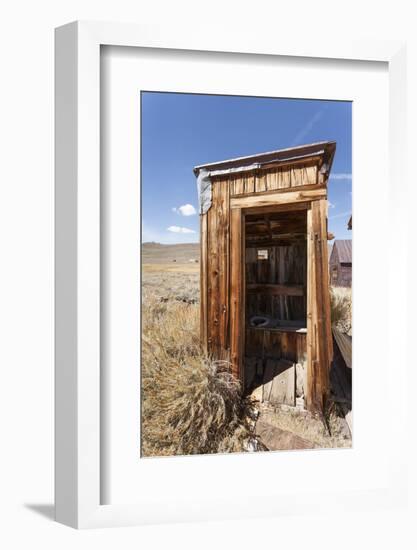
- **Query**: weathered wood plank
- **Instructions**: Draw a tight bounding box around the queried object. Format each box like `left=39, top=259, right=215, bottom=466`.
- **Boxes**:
left=231, top=188, right=326, bottom=209
left=319, top=199, right=333, bottom=368
left=313, top=200, right=327, bottom=391
left=242, top=202, right=310, bottom=217
left=233, top=175, right=245, bottom=195
left=200, top=212, right=208, bottom=352
left=206, top=180, right=230, bottom=361
left=247, top=283, right=304, bottom=296
left=220, top=182, right=230, bottom=354
left=207, top=187, right=219, bottom=357
left=279, top=167, right=291, bottom=188
left=269, top=359, right=296, bottom=406
left=332, top=327, right=352, bottom=369
left=230, top=207, right=243, bottom=380
left=306, top=207, right=314, bottom=410
left=246, top=173, right=256, bottom=194
left=305, top=200, right=331, bottom=412
left=260, top=156, right=321, bottom=173
left=291, top=166, right=303, bottom=187
left=206, top=197, right=217, bottom=356
left=296, top=359, right=306, bottom=398
left=231, top=183, right=325, bottom=200
left=262, top=359, right=275, bottom=402
left=305, top=164, right=317, bottom=186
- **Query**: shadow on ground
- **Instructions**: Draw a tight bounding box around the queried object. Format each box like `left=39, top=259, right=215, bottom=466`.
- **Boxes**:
left=24, top=503, right=55, bottom=521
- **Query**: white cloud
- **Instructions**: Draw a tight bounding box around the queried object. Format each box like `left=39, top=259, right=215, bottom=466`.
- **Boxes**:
left=142, top=221, right=198, bottom=244
left=328, top=201, right=335, bottom=209
left=329, top=173, right=352, bottom=181
left=167, top=225, right=196, bottom=234
left=172, top=203, right=197, bottom=216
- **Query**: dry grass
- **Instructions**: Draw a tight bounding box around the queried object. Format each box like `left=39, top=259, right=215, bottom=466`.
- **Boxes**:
left=141, top=292, right=256, bottom=457
left=330, top=286, right=352, bottom=336
left=142, top=267, right=200, bottom=305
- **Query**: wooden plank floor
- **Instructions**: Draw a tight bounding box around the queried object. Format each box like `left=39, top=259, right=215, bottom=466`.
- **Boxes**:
left=268, top=359, right=295, bottom=406
left=246, top=357, right=296, bottom=407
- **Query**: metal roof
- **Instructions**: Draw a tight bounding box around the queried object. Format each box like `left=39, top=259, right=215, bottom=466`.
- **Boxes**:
left=334, top=240, right=352, bottom=264
left=193, top=141, right=336, bottom=175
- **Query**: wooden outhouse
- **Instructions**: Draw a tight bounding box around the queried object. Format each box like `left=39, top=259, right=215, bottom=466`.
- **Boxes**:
left=194, top=142, right=335, bottom=412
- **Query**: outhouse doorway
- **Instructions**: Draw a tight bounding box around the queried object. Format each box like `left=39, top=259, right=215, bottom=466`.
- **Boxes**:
left=242, top=206, right=308, bottom=407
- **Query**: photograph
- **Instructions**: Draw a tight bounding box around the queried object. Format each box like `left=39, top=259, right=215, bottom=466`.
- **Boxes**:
left=140, top=92, right=352, bottom=457
left=1, top=1, right=410, bottom=539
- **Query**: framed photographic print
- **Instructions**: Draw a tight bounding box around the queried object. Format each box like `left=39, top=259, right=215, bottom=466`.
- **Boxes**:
left=55, top=21, right=407, bottom=528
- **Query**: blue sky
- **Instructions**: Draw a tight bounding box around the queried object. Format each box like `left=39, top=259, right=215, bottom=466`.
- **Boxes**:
left=141, top=92, right=352, bottom=243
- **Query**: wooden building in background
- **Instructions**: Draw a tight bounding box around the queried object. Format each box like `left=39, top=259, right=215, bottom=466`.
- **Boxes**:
left=194, top=142, right=336, bottom=413
left=329, top=239, right=352, bottom=287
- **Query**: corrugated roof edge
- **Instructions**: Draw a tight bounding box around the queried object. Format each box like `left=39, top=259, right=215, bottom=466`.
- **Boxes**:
left=193, top=141, right=336, bottom=175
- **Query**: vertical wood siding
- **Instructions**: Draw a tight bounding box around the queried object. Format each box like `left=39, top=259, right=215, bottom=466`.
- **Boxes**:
left=206, top=180, right=230, bottom=362
left=200, top=213, right=208, bottom=352
left=227, top=162, right=318, bottom=196
left=230, top=207, right=244, bottom=379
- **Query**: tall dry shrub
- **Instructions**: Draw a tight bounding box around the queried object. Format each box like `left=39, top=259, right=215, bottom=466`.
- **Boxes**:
left=141, top=294, right=255, bottom=456
left=330, top=286, right=352, bottom=335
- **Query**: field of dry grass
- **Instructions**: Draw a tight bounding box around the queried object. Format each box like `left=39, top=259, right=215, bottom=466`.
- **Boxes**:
left=141, top=243, right=352, bottom=456
left=142, top=266, right=199, bottom=304
left=141, top=245, right=258, bottom=456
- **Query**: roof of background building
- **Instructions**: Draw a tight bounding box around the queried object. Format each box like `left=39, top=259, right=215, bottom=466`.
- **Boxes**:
left=333, top=239, right=352, bottom=264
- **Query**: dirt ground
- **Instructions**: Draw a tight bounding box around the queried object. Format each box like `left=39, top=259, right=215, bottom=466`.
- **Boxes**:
left=253, top=401, right=351, bottom=449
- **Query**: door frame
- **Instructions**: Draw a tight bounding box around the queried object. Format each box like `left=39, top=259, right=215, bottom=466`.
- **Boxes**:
left=231, top=201, right=313, bottom=388
left=229, top=207, right=245, bottom=385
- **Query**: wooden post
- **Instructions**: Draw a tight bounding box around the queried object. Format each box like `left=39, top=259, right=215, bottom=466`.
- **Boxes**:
left=230, top=208, right=244, bottom=383
left=306, top=200, right=332, bottom=412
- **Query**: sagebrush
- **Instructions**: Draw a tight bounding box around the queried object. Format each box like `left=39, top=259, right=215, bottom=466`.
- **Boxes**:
left=141, top=294, right=256, bottom=456
left=330, top=286, right=352, bottom=335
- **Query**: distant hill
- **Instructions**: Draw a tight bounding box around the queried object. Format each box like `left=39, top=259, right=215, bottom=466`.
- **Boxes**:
left=142, top=242, right=200, bottom=264
left=142, top=241, right=335, bottom=264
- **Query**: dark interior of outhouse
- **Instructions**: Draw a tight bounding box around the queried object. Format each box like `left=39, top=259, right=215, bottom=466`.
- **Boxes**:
left=244, top=208, right=308, bottom=390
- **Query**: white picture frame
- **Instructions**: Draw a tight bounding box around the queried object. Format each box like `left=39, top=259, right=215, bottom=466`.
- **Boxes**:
left=55, top=21, right=407, bottom=529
